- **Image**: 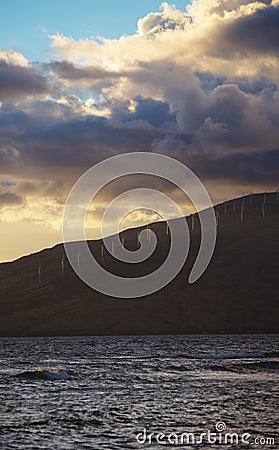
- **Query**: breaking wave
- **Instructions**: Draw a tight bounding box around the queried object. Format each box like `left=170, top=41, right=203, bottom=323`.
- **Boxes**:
left=15, top=367, right=72, bottom=381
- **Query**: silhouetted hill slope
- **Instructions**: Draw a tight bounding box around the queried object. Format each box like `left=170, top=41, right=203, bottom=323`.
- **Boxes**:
left=0, top=193, right=278, bottom=336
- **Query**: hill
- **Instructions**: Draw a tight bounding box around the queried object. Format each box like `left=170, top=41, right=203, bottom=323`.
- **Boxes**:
left=0, top=193, right=278, bottom=336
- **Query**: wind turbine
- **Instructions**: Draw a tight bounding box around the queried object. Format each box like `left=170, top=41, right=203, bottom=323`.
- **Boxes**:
left=61, top=254, right=65, bottom=276
left=146, top=224, right=151, bottom=241
left=38, top=260, right=42, bottom=285
left=215, top=209, right=220, bottom=226
left=240, top=198, right=244, bottom=222
left=77, top=247, right=80, bottom=269
left=262, top=202, right=265, bottom=219
left=250, top=188, right=253, bottom=205
left=191, top=214, right=195, bottom=231
left=101, top=244, right=104, bottom=262
left=121, top=235, right=125, bottom=248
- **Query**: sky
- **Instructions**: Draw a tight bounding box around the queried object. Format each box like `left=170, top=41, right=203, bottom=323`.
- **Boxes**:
left=1, top=0, right=189, bottom=60
left=1, top=0, right=279, bottom=262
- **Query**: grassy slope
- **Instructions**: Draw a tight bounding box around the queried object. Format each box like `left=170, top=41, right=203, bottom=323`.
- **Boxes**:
left=0, top=193, right=278, bottom=336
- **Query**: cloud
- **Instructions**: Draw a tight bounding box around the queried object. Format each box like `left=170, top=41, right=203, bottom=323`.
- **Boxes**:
left=210, top=5, right=279, bottom=57
left=47, top=60, right=119, bottom=80
left=46, top=60, right=123, bottom=91
left=0, top=99, right=163, bottom=179
left=138, top=2, right=192, bottom=35
left=0, top=50, right=28, bottom=66
left=1, top=0, right=279, bottom=242
left=111, top=96, right=176, bottom=127
left=0, top=192, right=23, bottom=206
left=0, top=51, right=49, bottom=101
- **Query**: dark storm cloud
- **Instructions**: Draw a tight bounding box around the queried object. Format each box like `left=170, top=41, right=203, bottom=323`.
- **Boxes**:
left=0, top=104, right=163, bottom=175
left=0, top=192, right=23, bottom=206
left=186, top=148, right=279, bottom=186
left=0, top=113, right=278, bottom=210
left=0, top=180, right=16, bottom=188
left=131, top=97, right=176, bottom=126
left=196, top=72, right=277, bottom=96
left=216, top=5, right=279, bottom=56
left=0, top=60, right=49, bottom=100
left=111, top=96, right=176, bottom=127
left=47, top=60, right=121, bottom=81
left=195, top=71, right=226, bottom=94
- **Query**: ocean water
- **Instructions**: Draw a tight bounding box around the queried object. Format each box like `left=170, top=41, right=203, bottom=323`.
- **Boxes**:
left=0, top=335, right=278, bottom=449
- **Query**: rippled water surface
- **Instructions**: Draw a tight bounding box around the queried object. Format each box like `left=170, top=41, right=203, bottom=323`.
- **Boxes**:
left=0, top=335, right=278, bottom=449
